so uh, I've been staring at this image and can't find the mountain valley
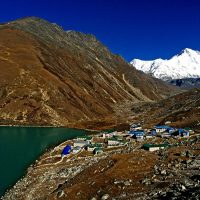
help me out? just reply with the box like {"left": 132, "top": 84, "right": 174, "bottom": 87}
{"left": 0, "top": 17, "right": 176, "bottom": 128}
{"left": 1, "top": 17, "right": 200, "bottom": 200}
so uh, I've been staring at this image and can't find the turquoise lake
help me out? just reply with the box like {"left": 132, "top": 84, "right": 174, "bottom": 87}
{"left": 0, "top": 126, "right": 85, "bottom": 197}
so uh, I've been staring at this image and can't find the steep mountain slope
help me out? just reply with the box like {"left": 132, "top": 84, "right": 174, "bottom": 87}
{"left": 0, "top": 17, "right": 176, "bottom": 127}
{"left": 131, "top": 48, "right": 200, "bottom": 81}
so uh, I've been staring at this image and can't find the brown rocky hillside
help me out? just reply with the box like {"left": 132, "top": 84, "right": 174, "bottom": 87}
{"left": 131, "top": 88, "right": 200, "bottom": 129}
{"left": 0, "top": 17, "right": 177, "bottom": 127}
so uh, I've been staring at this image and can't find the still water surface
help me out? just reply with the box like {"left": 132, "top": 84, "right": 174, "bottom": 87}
{"left": 0, "top": 126, "right": 85, "bottom": 197}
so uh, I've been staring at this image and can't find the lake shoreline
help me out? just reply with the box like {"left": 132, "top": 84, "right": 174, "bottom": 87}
{"left": 0, "top": 124, "right": 101, "bottom": 133}
{"left": 0, "top": 127, "right": 86, "bottom": 197}
{"left": 0, "top": 124, "right": 102, "bottom": 132}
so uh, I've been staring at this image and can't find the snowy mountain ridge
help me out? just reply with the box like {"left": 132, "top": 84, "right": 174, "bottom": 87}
{"left": 131, "top": 48, "right": 200, "bottom": 81}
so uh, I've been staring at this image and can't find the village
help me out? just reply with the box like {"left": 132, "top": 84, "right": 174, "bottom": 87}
{"left": 60, "top": 123, "right": 194, "bottom": 157}
{"left": 5, "top": 123, "right": 200, "bottom": 200}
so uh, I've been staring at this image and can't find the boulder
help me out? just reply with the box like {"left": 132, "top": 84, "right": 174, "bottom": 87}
{"left": 101, "top": 194, "right": 110, "bottom": 200}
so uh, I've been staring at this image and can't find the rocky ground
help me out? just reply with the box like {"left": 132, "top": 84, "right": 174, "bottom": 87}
{"left": 2, "top": 134, "right": 200, "bottom": 200}
{"left": 131, "top": 88, "right": 200, "bottom": 130}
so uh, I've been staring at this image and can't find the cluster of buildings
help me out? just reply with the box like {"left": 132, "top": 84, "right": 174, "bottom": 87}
{"left": 61, "top": 133, "right": 128, "bottom": 157}
{"left": 129, "top": 123, "right": 194, "bottom": 152}
{"left": 142, "top": 143, "right": 169, "bottom": 152}
{"left": 129, "top": 123, "right": 192, "bottom": 141}
{"left": 60, "top": 123, "right": 194, "bottom": 156}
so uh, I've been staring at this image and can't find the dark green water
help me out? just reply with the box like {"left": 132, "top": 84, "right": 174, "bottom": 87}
{"left": 0, "top": 126, "right": 85, "bottom": 197}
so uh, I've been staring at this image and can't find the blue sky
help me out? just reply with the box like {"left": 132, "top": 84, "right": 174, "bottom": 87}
{"left": 1, "top": 0, "right": 200, "bottom": 61}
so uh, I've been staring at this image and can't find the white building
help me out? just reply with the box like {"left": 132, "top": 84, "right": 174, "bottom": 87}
{"left": 102, "top": 133, "right": 113, "bottom": 138}
{"left": 145, "top": 135, "right": 153, "bottom": 139}
{"left": 108, "top": 139, "right": 120, "bottom": 146}
{"left": 143, "top": 144, "right": 168, "bottom": 152}
{"left": 73, "top": 141, "right": 89, "bottom": 148}
{"left": 87, "top": 145, "right": 96, "bottom": 152}
{"left": 72, "top": 146, "right": 81, "bottom": 154}
{"left": 161, "top": 132, "right": 171, "bottom": 138}
{"left": 75, "top": 136, "right": 93, "bottom": 142}
{"left": 156, "top": 128, "right": 167, "bottom": 133}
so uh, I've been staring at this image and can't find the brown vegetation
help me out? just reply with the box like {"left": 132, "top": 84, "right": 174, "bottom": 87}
{"left": 0, "top": 17, "right": 177, "bottom": 127}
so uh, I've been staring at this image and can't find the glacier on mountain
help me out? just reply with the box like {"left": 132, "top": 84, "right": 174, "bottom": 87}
{"left": 131, "top": 48, "right": 200, "bottom": 80}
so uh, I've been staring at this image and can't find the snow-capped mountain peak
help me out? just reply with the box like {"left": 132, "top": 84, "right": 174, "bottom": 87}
{"left": 131, "top": 48, "right": 200, "bottom": 81}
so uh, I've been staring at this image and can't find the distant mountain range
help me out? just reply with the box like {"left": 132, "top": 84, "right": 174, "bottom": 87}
{"left": 131, "top": 48, "right": 200, "bottom": 86}
{"left": 169, "top": 78, "right": 200, "bottom": 89}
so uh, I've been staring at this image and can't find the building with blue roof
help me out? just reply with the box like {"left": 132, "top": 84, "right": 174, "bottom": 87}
{"left": 61, "top": 145, "right": 71, "bottom": 157}
{"left": 130, "top": 123, "right": 142, "bottom": 131}
{"left": 149, "top": 129, "right": 157, "bottom": 135}
{"left": 130, "top": 130, "right": 145, "bottom": 140}
{"left": 178, "top": 129, "right": 190, "bottom": 137}
{"left": 130, "top": 130, "right": 144, "bottom": 135}
{"left": 166, "top": 127, "right": 175, "bottom": 133}
{"left": 155, "top": 125, "right": 174, "bottom": 133}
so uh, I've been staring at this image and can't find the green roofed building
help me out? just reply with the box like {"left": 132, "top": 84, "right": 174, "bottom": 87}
{"left": 107, "top": 137, "right": 127, "bottom": 146}
{"left": 87, "top": 145, "right": 96, "bottom": 152}
{"left": 107, "top": 137, "right": 120, "bottom": 146}
{"left": 184, "top": 127, "right": 194, "bottom": 133}
{"left": 113, "top": 135, "right": 123, "bottom": 141}
{"left": 105, "top": 129, "right": 116, "bottom": 133}
{"left": 76, "top": 135, "right": 92, "bottom": 141}
{"left": 87, "top": 143, "right": 103, "bottom": 151}
{"left": 143, "top": 143, "right": 169, "bottom": 152}
{"left": 93, "top": 147, "right": 103, "bottom": 155}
